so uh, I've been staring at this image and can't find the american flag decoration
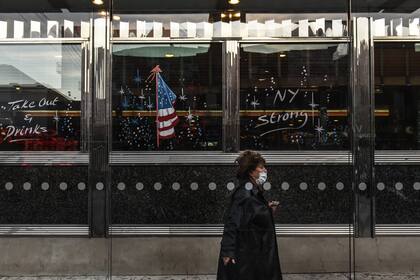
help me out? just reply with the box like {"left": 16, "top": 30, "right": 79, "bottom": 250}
{"left": 146, "top": 65, "right": 179, "bottom": 147}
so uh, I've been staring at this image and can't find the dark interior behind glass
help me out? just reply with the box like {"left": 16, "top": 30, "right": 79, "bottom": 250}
{"left": 375, "top": 42, "right": 420, "bottom": 150}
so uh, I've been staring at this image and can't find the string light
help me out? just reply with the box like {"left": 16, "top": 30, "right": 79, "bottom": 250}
{"left": 228, "top": 0, "right": 240, "bottom": 4}
{"left": 220, "top": 10, "right": 240, "bottom": 21}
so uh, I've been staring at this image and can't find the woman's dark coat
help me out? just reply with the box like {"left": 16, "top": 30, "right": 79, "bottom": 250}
{"left": 217, "top": 179, "right": 282, "bottom": 280}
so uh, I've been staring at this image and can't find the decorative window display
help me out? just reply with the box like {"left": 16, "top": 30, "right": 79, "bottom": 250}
{"left": 112, "top": 43, "right": 222, "bottom": 151}
{"left": 240, "top": 43, "right": 350, "bottom": 150}
{"left": 0, "top": 44, "right": 82, "bottom": 151}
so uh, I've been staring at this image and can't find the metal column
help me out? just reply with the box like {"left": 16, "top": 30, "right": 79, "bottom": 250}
{"left": 351, "top": 17, "right": 375, "bottom": 238}
{"left": 222, "top": 40, "right": 240, "bottom": 152}
{"left": 88, "top": 15, "right": 111, "bottom": 237}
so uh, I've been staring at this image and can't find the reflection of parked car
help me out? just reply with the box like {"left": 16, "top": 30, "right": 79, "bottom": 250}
{"left": 0, "top": 117, "right": 12, "bottom": 126}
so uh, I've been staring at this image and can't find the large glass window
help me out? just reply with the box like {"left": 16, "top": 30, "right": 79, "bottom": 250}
{"left": 0, "top": 44, "right": 82, "bottom": 151}
{"left": 112, "top": 43, "right": 222, "bottom": 151}
{"left": 375, "top": 42, "right": 420, "bottom": 150}
{"left": 240, "top": 43, "right": 350, "bottom": 150}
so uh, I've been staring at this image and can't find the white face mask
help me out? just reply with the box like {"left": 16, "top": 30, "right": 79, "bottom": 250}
{"left": 256, "top": 171, "right": 268, "bottom": 185}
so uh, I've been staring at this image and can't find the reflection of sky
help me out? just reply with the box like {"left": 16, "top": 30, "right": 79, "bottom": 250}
{"left": 0, "top": 44, "right": 81, "bottom": 100}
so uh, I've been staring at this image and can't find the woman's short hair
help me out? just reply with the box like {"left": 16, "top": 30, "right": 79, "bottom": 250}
{"left": 235, "top": 150, "right": 266, "bottom": 180}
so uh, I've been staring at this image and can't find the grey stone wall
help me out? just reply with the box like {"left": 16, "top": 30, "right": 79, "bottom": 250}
{"left": 1, "top": 237, "right": 420, "bottom": 276}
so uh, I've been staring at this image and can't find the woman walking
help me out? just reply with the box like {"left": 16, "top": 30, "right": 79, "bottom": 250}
{"left": 217, "top": 150, "right": 282, "bottom": 280}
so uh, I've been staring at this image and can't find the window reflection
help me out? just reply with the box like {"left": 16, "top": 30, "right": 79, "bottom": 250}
{"left": 112, "top": 43, "right": 222, "bottom": 151}
{"left": 0, "top": 44, "right": 82, "bottom": 151}
{"left": 375, "top": 43, "right": 420, "bottom": 150}
{"left": 246, "top": 14, "right": 348, "bottom": 37}
{"left": 240, "top": 43, "right": 350, "bottom": 150}
{"left": 111, "top": 14, "right": 211, "bottom": 38}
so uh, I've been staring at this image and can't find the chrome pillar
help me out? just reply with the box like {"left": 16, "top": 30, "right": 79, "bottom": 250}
{"left": 81, "top": 39, "right": 91, "bottom": 153}
{"left": 351, "top": 17, "right": 375, "bottom": 238}
{"left": 222, "top": 40, "right": 240, "bottom": 152}
{"left": 89, "top": 14, "right": 111, "bottom": 237}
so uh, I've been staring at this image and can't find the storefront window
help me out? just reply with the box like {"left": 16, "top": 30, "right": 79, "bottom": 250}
{"left": 375, "top": 42, "right": 420, "bottom": 150}
{"left": 112, "top": 43, "right": 222, "bottom": 151}
{"left": 240, "top": 43, "right": 350, "bottom": 150}
{"left": 0, "top": 44, "right": 82, "bottom": 151}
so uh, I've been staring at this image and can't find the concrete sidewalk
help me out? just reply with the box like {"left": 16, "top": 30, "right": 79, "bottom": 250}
{"left": 1, "top": 274, "right": 420, "bottom": 280}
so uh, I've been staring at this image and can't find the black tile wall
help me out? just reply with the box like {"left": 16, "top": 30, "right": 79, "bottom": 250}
{"left": 375, "top": 165, "right": 420, "bottom": 224}
{"left": 111, "top": 165, "right": 354, "bottom": 224}
{"left": 0, "top": 166, "right": 88, "bottom": 224}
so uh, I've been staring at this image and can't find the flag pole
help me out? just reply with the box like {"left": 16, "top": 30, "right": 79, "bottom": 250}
{"left": 155, "top": 72, "right": 160, "bottom": 148}
{"left": 148, "top": 65, "right": 163, "bottom": 148}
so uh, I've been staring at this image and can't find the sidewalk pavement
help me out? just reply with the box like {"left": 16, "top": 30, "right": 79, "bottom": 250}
{"left": 1, "top": 274, "right": 420, "bottom": 280}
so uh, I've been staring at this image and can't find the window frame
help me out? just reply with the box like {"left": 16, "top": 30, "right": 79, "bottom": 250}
{"left": 109, "top": 39, "right": 225, "bottom": 154}
{"left": 237, "top": 39, "right": 352, "bottom": 152}
{"left": 0, "top": 38, "right": 90, "bottom": 164}
{"left": 108, "top": 37, "right": 353, "bottom": 164}
{"left": 373, "top": 34, "right": 420, "bottom": 164}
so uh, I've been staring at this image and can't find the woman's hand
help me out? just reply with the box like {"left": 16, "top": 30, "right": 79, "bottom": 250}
{"left": 223, "top": 256, "right": 236, "bottom": 266}
{"left": 268, "top": 200, "right": 280, "bottom": 212}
